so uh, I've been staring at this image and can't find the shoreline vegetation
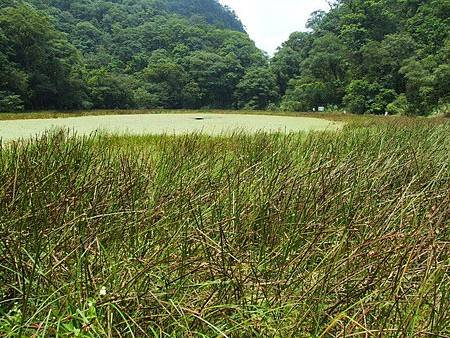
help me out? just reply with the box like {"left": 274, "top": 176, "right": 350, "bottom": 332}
{"left": 1, "top": 109, "right": 448, "bottom": 122}
{"left": 1, "top": 116, "right": 449, "bottom": 336}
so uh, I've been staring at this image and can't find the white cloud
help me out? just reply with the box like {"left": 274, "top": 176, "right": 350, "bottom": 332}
{"left": 219, "top": 0, "right": 330, "bottom": 55}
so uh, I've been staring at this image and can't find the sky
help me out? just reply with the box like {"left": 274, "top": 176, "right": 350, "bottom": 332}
{"left": 219, "top": 0, "right": 330, "bottom": 55}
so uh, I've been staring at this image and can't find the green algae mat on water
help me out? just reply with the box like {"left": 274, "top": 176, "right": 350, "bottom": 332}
{"left": 0, "top": 113, "right": 339, "bottom": 141}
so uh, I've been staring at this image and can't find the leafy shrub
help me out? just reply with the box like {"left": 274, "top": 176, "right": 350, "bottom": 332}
{"left": 266, "top": 103, "right": 279, "bottom": 111}
{"left": 344, "top": 80, "right": 397, "bottom": 114}
{"left": 81, "top": 100, "right": 94, "bottom": 110}
{"left": 133, "top": 87, "right": 158, "bottom": 109}
{"left": 0, "top": 92, "right": 24, "bottom": 112}
{"left": 431, "top": 102, "right": 450, "bottom": 117}
{"left": 343, "top": 80, "right": 373, "bottom": 114}
{"left": 325, "top": 104, "right": 341, "bottom": 112}
{"left": 386, "top": 94, "right": 409, "bottom": 115}
{"left": 281, "top": 79, "right": 326, "bottom": 112}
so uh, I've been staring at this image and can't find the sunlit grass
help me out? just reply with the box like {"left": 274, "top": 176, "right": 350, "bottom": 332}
{"left": 0, "top": 117, "right": 449, "bottom": 336}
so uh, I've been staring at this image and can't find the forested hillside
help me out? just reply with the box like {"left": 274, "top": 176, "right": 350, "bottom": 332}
{"left": 274, "top": 0, "right": 449, "bottom": 115}
{"left": 0, "top": 0, "right": 271, "bottom": 111}
{"left": 0, "top": 0, "right": 449, "bottom": 114}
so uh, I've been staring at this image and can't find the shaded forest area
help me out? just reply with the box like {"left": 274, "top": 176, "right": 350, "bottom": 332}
{"left": 0, "top": 0, "right": 449, "bottom": 115}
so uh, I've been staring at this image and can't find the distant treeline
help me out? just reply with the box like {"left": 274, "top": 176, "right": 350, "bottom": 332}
{"left": 0, "top": 0, "right": 448, "bottom": 115}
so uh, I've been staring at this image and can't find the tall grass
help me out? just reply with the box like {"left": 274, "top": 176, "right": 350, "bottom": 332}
{"left": 0, "top": 119, "right": 449, "bottom": 336}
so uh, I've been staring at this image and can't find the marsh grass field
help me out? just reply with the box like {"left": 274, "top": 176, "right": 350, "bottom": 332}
{"left": 0, "top": 112, "right": 449, "bottom": 336}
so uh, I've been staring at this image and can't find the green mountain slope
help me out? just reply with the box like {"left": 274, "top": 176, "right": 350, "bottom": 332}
{"left": 0, "top": 0, "right": 273, "bottom": 110}
{"left": 27, "top": 0, "right": 244, "bottom": 35}
{"left": 153, "top": 0, "right": 244, "bottom": 31}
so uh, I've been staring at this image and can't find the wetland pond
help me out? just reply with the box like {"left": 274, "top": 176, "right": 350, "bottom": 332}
{"left": 0, "top": 113, "right": 340, "bottom": 141}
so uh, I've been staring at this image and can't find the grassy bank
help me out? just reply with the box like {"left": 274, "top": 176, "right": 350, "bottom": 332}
{"left": 0, "top": 118, "right": 449, "bottom": 336}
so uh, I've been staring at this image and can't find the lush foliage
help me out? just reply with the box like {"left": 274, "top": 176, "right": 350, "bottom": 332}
{"left": 274, "top": 0, "right": 450, "bottom": 115}
{"left": 1, "top": 117, "right": 449, "bottom": 336}
{"left": 0, "top": 0, "right": 449, "bottom": 114}
{"left": 0, "top": 0, "right": 270, "bottom": 111}
{"left": 0, "top": 3, "right": 84, "bottom": 110}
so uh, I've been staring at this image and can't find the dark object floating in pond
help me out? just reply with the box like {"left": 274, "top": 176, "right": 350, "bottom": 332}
{"left": 194, "top": 117, "right": 205, "bottom": 120}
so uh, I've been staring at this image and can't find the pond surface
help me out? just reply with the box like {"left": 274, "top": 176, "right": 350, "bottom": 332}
{"left": 0, "top": 113, "right": 339, "bottom": 141}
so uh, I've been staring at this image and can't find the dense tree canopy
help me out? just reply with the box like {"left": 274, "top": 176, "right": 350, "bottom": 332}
{"left": 0, "top": 3, "right": 84, "bottom": 110}
{"left": 274, "top": 0, "right": 450, "bottom": 115}
{"left": 0, "top": 0, "right": 448, "bottom": 114}
{"left": 0, "top": 0, "right": 268, "bottom": 111}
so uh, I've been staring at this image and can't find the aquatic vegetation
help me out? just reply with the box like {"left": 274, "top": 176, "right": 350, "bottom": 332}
{"left": 0, "top": 117, "right": 448, "bottom": 336}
